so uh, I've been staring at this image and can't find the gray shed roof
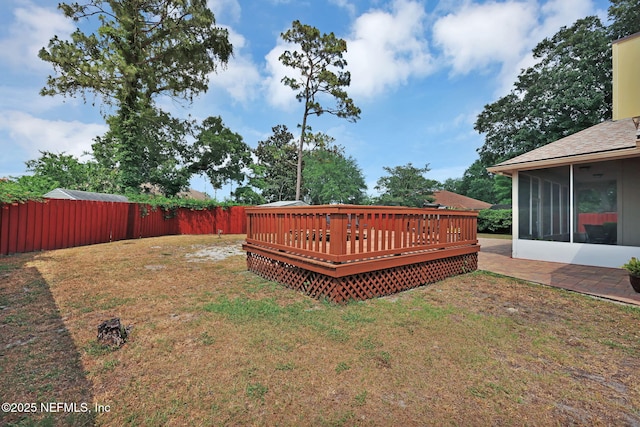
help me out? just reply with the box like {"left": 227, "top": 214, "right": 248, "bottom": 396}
{"left": 258, "top": 200, "right": 309, "bottom": 207}
{"left": 488, "top": 118, "right": 640, "bottom": 174}
{"left": 44, "top": 188, "right": 129, "bottom": 202}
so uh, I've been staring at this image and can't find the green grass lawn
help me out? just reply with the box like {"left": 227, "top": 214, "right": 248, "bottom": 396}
{"left": 1, "top": 235, "right": 638, "bottom": 426}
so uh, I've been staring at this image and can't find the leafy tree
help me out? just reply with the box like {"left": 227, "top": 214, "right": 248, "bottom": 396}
{"left": 303, "top": 143, "right": 367, "bottom": 205}
{"left": 608, "top": 0, "right": 640, "bottom": 40}
{"left": 374, "top": 163, "right": 437, "bottom": 207}
{"left": 6, "top": 151, "right": 121, "bottom": 198}
{"left": 280, "top": 20, "right": 361, "bottom": 200}
{"left": 39, "top": 0, "right": 232, "bottom": 192}
{"left": 231, "top": 185, "right": 265, "bottom": 205}
{"left": 250, "top": 125, "right": 298, "bottom": 203}
{"left": 439, "top": 164, "right": 510, "bottom": 205}
{"left": 0, "top": 176, "right": 56, "bottom": 203}
{"left": 240, "top": 128, "right": 367, "bottom": 205}
{"left": 92, "top": 107, "right": 194, "bottom": 196}
{"left": 466, "top": 1, "right": 640, "bottom": 209}
{"left": 189, "top": 116, "right": 252, "bottom": 195}
{"left": 24, "top": 151, "right": 120, "bottom": 194}
{"left": 492, "top": 175, "right": 512, "bottom": 205}
{"left": 25, "top": 151, "right": 91, "bottom": 191}
{"left": 475, "top": 16, "right": 611, "bottom": 167}
{"left": 440, "top": 177, "right": 462, "bottom": 194}
{"left": 457, "top": 160, "right": 495, "bottom": 203}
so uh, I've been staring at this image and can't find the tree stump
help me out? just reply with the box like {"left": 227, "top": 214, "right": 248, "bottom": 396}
{"left": 97, "top": 318, "right": 130, "bottom": 347}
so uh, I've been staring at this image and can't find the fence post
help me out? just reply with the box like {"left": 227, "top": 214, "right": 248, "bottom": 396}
{"left": 0, "top": 204, "right": 10, "bottom": 255}
{"left": 126, "top": 203, "right": 137, "bottom": 239}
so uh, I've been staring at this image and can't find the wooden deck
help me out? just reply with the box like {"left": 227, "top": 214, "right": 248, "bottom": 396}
{"left": 243, "top": 205, "right": 479, "bottom": 302}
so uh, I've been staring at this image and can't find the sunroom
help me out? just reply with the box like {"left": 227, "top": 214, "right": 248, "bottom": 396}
{"left": 487, "top": 32, "right": 640, "bottom": 269}
{"left": 488, "top": 117, "right": 640, "bottom": 268}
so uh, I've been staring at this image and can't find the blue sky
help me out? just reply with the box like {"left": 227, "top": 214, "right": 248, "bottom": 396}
{"left": 0, "top": 0, "right": 610, "bottom": 199}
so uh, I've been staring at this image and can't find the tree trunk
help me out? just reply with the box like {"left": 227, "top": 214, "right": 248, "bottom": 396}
{"left": 97, "top": 318, "right": 130, "bottom": 347}
{"left": 295, "top": 111, "right": 308, "bottom": 201}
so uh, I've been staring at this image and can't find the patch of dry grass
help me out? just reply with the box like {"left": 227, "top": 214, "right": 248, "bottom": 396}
{"left": 1, "top": 235, "right": 639, "bottom": 426}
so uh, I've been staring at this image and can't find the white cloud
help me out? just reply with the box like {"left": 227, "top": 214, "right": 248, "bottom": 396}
{"left": 432, "top": 0, "right": 599, "bottom": 95}
{"left": 0, "top": 85, "right": 85, "bottom": 115}
{"left": 0, "top": 110, "right": 106, "bottom": 160}
{"left": 345, "top": 0, "right": 433, "bottom": 98}
{"left": 428, "top": 165, "right": 468, "bottom": 181}
{"left": 0, "top": 2, "right": 74, "bottom": 71}
{"left": 503, "top": 0, "right": 598, "bottom": 95}
{"left": 423, "top": 112, "right": 477, "bottom": 136}
{"left": 536, "top": 0, "right": 596, "bottom": 40}
{"left": 208, "top": 27, "right": 262, "bottom": 103}
{"left": 207, "top": 0, "right": 242, "bottom": 23}
{"left": 433, "top": 1, "right": 538, "bottom": 75}
{"left": 263, "top": 0, "right": 433, "bottom": 109}
{"left": 329, "top": 0, "right": 357, "bottom": 16}
{"left": 263, "top": 40, "right": 300, "bottom": 111}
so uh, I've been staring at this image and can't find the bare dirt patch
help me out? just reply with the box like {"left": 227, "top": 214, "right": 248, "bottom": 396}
{"left": 185, "top": 242, "right": 245, "bottom": 262}
{"left": 1, "top": 235, "right": 639, "bottom": 426}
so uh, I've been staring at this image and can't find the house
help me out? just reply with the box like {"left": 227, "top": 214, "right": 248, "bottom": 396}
{"left": 44, "top": 188, "right": 128, "bottom": 202}
{"left": 140, "top": 183, "right": 210, "bottom": 200}
{"left": 432, "top": 190, "right": 491, "bottom": 210}
{"left": 487, "top": 32, "right": 640, "bottom": 268}
{"left": 179, "top": 188, "right": 209, "bottom": 200}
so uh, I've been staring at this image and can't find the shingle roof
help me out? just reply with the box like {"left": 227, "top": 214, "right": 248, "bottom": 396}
{"left": 432, "top": 190, "right": 491, "bottom": 210}
{"left": 140, "top": 183, "right": 210, "bottom": 200}
{"left": 488, "top": 118, "right": 640, "bottom": 173}
{"left": 44, "top": 188, "right": 128, "bottom": 202}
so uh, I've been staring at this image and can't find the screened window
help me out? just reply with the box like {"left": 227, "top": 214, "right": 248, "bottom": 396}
{"left": 573, "top": 161, "right": 618, "bottom": 245}
{"left": 518, "top": 166, "right": 570, "bottom": 242}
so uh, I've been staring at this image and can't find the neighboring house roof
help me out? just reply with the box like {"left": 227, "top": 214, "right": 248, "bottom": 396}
{"left": 432, "top": 190, "right": 491, "bottom": 210}
{"left": 259, "top": 200, "right": 309, "bottom": 207}
{"left": 179, "top": 188, "right": 209, "bottom": 200}
{"left": 44, "top": 188, "right": 129, "bottom": 202}
{"left": 141, "top": 184, "right": 210, "bottom": 200}
{"left": 488, "top": 117, "right": 640, "bottom": 175}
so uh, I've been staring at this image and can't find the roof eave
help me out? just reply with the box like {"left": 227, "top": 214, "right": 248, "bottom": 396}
{"left": 487, "top": 146, "right": 640, "bottom": 175}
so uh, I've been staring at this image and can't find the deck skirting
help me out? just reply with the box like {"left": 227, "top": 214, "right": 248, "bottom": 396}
{"left": 245, "top": 247, "right": 478, "bottom": 303}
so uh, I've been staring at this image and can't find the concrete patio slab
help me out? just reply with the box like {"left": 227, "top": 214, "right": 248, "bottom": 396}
{"left": 478, "top": 238, "right": 640, "bottom": 306}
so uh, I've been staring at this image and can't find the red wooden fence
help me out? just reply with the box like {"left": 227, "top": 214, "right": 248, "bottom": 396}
{"left": 0, "top": 200, "right": 246, "bottom": 256}
{"left": 577, "top": 212, "right": 617, "bottom": 233}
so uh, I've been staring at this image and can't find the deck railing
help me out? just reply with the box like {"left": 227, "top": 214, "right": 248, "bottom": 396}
{"left": 245, "top": 205, "right": 478, "bottom": 264}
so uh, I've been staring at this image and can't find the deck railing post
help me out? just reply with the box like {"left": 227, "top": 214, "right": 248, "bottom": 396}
{"left": 246, "top": 212, "right": 253, "bottom": 240}
{"left": 276, "top": 213, "right": 283, "bottom": 245}
{"left": 329, "top": 211, "right": 347, "bottom": 258}
{"left": 469, "top": 215, "right": 478, "bottom": 243}
{"left": 439, "top": 214, "right": 448, "bottom": 244}
{"left": 393, "top": 214, "right": 402, "bottom": 249}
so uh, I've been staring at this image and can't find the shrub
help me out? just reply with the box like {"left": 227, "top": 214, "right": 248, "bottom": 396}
{"left": 125, "top": 193, "right": 244, "bottom": 211}
{"left": 477, "top": 209, "right": 512, "bottom": 234}
{"left": 0, "top": 176, "right": 54, "bottom": 203}
{"left": 622, "top": 257, "right": 640, "bottom": 277}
